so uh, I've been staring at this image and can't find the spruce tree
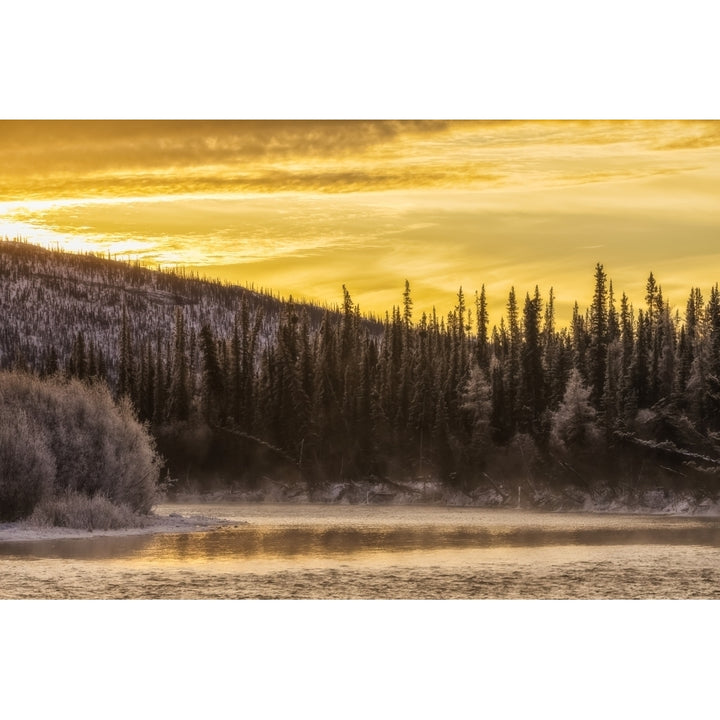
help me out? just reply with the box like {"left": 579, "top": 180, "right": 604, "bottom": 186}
{"left": 519, "top": 288, "right": 545, "bottom": 436}
{"left": 505, "top": 287, "right": 521, "bottom": 431}
{"left": 170, "top": 307, "right": 190, "bottom": 421}
{"left": 199, "top": 324, "right": 226, "bottom": 425}
{"left": 588, "top": 263, "right": 608, "bottom": 406}
{"left": 475, "top": 285, "right": 489, "bottom": 372}
{"left": 118, "top": 304, "right": 135, "bottom": 401}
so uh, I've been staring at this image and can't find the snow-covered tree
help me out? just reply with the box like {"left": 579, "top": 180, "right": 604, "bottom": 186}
{"left": 550, "top": 369, "right": 601, "bottom": 453}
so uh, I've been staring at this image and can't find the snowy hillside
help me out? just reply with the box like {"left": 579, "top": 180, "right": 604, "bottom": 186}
{"left": 0, "top": 239, "right": 332, "bottom": 382}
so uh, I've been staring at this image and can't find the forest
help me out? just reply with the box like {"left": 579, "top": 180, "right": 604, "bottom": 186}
{"left": 3, "top": 238, "right": 720, "bottom": 508}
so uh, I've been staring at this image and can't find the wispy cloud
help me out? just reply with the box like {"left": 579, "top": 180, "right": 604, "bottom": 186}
{"left": 3, "top": 120, "right": 716, "bottom": 200}
{"left": 3, "top": 120, "right": 720, "bottom": 320}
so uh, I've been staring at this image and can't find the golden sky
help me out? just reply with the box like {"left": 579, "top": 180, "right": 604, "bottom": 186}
{"left": 1, "top": 119, "right": 719, "bottom": 325}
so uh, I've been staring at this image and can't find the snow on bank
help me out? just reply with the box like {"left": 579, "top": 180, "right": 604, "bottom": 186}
{"left": 2, "top": 483, "right": 717, "bottom": 545}
{"left": 577, "top": 489, "right": 720, "bottom": 516}
{"left": 0, "top": 511, "right": 233, "bottom": 543}
{"left": 174, "top": 477, "right": 720, "bottom": 517}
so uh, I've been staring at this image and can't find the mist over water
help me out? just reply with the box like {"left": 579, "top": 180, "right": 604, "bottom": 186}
{"left": 2, "top": 504, "right": 720, "bottom": 599}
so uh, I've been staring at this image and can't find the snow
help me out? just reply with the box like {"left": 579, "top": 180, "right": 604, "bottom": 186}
{"left": 0, "top": 511, "right": 232, "bottom": 543}
{"left": 572, "top": 486, "right": 720, "bottom": 516}
{"left": 170, "top": 479, "right": 720, "bottom": 516}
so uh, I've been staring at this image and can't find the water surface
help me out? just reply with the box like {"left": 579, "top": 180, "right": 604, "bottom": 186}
{"left": 2, "top": 503, "right": 719, "bottom": 599}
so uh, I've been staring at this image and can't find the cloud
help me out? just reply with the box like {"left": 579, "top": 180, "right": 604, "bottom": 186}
{"left": 1, "top": 120, "right": 717, "bottom": 202}
{"left": 0, "top": 119, "right": 451, "bottom": 170}
{"left": 0, "top": 120, "right": 514, "bottom": 199}
{"left": 652, "top": 121, "right": 720, "bottom": 150}
{"left": 4, "top": 121, "right": 720, "bottom": 324}
{"left": 5, "top": 119, "right": 715, "bottom": 202}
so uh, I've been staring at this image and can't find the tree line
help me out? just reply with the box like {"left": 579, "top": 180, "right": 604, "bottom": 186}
{"left": 53, "top": 264, "right": 720, "bottom": 501}
{"left": 4, "top": 239, "right": 720, "bottom": 501}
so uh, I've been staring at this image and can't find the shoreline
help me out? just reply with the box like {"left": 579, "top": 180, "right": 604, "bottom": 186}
{"left": 0, "top": 510, "right": 234, "bottom": 544}
{"left": 171, "top": 478, "right": 720, "bottom": 517}
{"left": 2, "top": 486, "right": 719, "bottom": 544}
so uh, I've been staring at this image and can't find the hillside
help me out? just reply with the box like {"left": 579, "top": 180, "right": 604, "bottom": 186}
{"left": 0, "top": 239, "right": 386, "bottom": 491}
{"left": 0, "top": 239, "right": 346, "bottom": 381}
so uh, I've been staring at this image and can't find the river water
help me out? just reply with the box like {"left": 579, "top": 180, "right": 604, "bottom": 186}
{"left": 2, "top": 503, "right": 720, "bottom": 599}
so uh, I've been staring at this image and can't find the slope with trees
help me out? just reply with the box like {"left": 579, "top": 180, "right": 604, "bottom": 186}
{"left": 3, "top": 240, "right": 720, "bottom": 508}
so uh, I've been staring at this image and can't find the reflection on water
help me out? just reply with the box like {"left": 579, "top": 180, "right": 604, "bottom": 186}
{"left": 2, "top": 504, "right": 720, "bottom": 599}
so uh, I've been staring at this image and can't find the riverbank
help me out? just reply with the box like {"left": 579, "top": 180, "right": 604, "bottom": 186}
{"left": 173, "top": 476, "right": 720, "bottom": 516}
{"left": 0, "top": 510, "right": 233, "bottom": 543}
{"left": 2, "top": 479, "right": 717, "bottom": 545}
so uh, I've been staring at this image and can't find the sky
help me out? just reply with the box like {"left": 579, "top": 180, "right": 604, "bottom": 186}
{"left": 4, "top": 2, "right": 719, "bottom": 704}
{"left": 1, "top": 119, "right": 719, "bottom": 326}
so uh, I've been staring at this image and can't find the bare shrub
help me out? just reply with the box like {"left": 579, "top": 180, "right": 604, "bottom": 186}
{"left": 0, "top": 406, "right": 56, "bottom": 521}
{"left": 0, "top": 371, "right": 162, "bottom": 521}
{"left": 29, "top": 492, "right": 149, "bottom": 530}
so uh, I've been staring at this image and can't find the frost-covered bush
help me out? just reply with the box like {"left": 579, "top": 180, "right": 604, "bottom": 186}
{"left": 0, "top": 371, "right": 162, "bottom": 521}
{"left": 29, "top": 492, "right": 149, "bottom": 530}
{"left": 0, "top": 406, "right": 56, "bottom": 521}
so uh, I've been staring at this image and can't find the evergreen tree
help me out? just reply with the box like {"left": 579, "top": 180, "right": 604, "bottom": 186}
{"left": 657, "top": 304, "right": 676, "bottom": 402}
{"left": 504, "top": 287, "right": 521, "bottom": 431}
{"left": 678, "top": 288, "right": 699, "bottom": 394}
{"left": 87, "top": 341, "right": 97, "bottom": 380}
{"left": 588, "top": 263, "right": 608, "bottom": 406}
{"left": 519, "top": 288, "right": 545, "bottom": 436}
{"left": 402, "top": 279, "right": 413, "bottom": 328}
{"left": 461, "top": 364, "right": 492, "bottom": 477}
{"left": 199, "top": 324, "right": 226, "bottom": 425}
{"left": 542, "top": 287, "right": 567, "bottom": 410}
{"left": 490, "top": 362, "right": 513, "bottom": 445}
{"left": 41, "top": 345, "right": 59, "bottom": 378}
{"left": 153, "top": 334, "right": 167, "bottom": 424}
{"left": 633, "top": 309, "right": 651, "bottom": 409}
{"left": 118, "top": 304, "right": 135, "bottom": 401}
{"left": 607, "top": 280, "right": 619, "bottom": 343}
{"left": 571, "top": 301, "right": 589, "bottom": 383}
{"left": 169, "top": 307, "right": 190, "bottom": 421}
{"left": 67, "top": 331, "right": 87, "bottom": 380}
{"left": 475, "top": 285, "right": 489, "bottom": 372}
{"left": 619, "top": 292, "right": 636, "bottom": 423}
{"left": 550, "top": 369, "right": 602, "bottom": 465}
{"left": 645, "top": 272, "right": 659, "bottom": 326}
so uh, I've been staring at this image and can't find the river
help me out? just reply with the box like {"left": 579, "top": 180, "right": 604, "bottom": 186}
{"left": 2, "top": 503, "right": 720, "bottom": 598}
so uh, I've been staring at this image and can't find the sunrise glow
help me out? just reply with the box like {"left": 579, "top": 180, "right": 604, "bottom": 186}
{"left": 2, "top": 120, "right": 719, "bottom": 322}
